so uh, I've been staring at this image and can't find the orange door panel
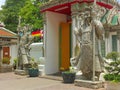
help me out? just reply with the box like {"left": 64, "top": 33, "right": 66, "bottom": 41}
{"left": 60, "top": 22, "right": 70, "bottom": 70}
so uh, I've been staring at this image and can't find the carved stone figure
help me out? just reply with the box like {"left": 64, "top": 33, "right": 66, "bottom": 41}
{"left": 71, "top": 5, "right": 105, "bottom": 80}
{"left": 18, "top": 24, "right": 34, "bottom": 69}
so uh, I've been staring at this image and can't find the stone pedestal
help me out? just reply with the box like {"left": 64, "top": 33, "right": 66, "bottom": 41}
{"left": 0, "top": 65, "right": 13, "bottom": 73}
{"left": 75, "top": 79, "right": 104, "bottom": 89}
{"left": 14, "top": 69, "right": 26, "bottom": 75}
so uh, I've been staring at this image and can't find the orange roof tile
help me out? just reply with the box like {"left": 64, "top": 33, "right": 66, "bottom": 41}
{"left": 0, "top": 28, "right": 17, "bottom": 37}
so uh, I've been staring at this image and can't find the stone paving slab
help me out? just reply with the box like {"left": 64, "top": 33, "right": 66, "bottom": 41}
{"left": 0, "top": 72, "right": 105, "bottom": 90}
{"left": 0, "top": 72, "right": 26, "bottom": 80}
{"left": 39, "top": 75, "right": 62, "bottom": 81}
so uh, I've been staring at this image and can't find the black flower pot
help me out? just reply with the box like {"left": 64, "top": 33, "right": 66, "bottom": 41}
{"left": 62, "top": 71, "right": 76, "bottom": 83}
{"left": 28, "top": 68, "right": 39, "bottom": 77}
{"left": 13, "top": 65, "right": 16, "bottom": 70}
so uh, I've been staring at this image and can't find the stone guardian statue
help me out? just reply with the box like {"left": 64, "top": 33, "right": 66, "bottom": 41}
{"left": 71, "top": 4, "right": 105, "bottom": 80}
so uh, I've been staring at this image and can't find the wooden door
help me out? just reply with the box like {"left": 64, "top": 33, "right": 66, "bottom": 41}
{"left": 3, "top": 47, "right": 10, "bottom": 58}
{"left": 59, "top": 22, "right": 70, "bottom": 70}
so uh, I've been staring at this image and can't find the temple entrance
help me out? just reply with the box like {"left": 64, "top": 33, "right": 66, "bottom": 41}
{"left": 3, "top": 47, "right": 10, "bottom": 58}
{"left": 59, "top": 22, "right": 71, "bottom": 71}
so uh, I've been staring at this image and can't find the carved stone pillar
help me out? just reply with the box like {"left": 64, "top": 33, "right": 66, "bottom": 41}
{"left": 71, "top": 3, "right": 80, "bottom": 57}
{"left": 71, "top": 14, "right": 76, "bottom": 57}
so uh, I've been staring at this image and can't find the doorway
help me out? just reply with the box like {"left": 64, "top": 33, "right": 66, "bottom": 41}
{"left": 59, "top": 22, "right": 71, "bottom": 70}
{"left": 3, "top": 47, "right": 10, "bottom": 58}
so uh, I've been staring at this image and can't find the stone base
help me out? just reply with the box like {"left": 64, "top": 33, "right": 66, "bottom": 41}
{"left": 75, "top": 79, "right": 104, "bottom": 89}
{"left": 0, "top": 65, "right": 13, "bottom": 73}
{"left": 14, "top": 69, "right": 27, "bottom": 75}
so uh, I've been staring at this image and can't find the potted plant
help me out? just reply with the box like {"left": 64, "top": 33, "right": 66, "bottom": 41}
{"left": 13, "top": 58, "right": 18, "bottom": 70}
{"left": 0, "top": 56, "right": 12, "bottom": 72}
{"left": 2, "top": 57, "right": 11, "bottom": 64}
{"left": 62, "top": 66, "right": 76, "bottom": 83}
{"left": 104, "top": 51, "right": 120, "bottom": 90}
{"left": 28, "top": 58, "right": 39, "bottom": 77}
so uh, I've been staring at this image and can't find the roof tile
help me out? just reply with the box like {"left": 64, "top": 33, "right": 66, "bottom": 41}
{"left": 0, "top": 29, "right": 16, "bottom": 37}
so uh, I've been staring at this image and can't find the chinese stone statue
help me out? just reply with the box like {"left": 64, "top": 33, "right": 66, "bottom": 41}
{"left": 71, "top": 4, "right": 105, "bottom": 80}
{"left": 17, "top": 24, "right": 34, "bottom": 69}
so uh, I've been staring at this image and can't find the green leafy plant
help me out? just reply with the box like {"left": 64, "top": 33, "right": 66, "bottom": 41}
{"left": 104, "top": 51, "right": 120, "bottom": 82}
{"left": 2, "top": 57, "right": 11, "bottom": 64}
{"left": 13, "top": 58, "right": 18, "bottom": 69}
{"left": 62, "top": 67, "right": 76, "bottom": 83}
{"left": 106, "top": 51, "right": 119, "bottom": 61}
{"left": 62, "top": 66, "right": 76, "bottom": 83}
{"left": 28, "top": 58, "right": 39, "bottom": 77}
{"left": 13, "top": 58, "right": 18, "bottom": 65}
{"left": 29, "top": 58, "right": 38, "bottom": 69}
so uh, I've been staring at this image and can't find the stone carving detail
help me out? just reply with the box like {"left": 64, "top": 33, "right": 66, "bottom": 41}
{"left": 71, "top": 3, "right": 105, "bottom": 80}
{"left": 17, "top": 17, "right": 34, "bottom": 69}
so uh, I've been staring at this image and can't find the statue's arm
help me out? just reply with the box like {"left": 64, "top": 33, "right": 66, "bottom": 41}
{"left": 25, "top": 35, "right": 34, "bottom": 48}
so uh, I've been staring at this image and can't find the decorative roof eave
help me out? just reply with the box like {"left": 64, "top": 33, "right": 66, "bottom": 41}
{"left": 0, "top": 36, "right": 18, "bottom": 39}
{"left": 40, "top": 0, "right": 120, "bottom": 12}
{"left": 110, "top": 25, "right": 120, "bottom": 30}
{"left": 40, "top": 0, "right": 68, "bottom": 11}
{"left": 101, "top": 6, "right": 120, "bottom": 31}
{"left": 0, "top": 27, "right": 17, "bottom": 36}
{"left": 101, "top": 0, "right": 120, "bottom": 9}
{"left": 0, "top": 27, "right": 18, "bottom": 38}
{"left": 40, "top": 0, "right": 72, "bottom": 12}
{"left": 104, "top": 24, "right": 120, "bottom": 32}
{"left": 0, "top": 41, "right": 17, "bottom": 46}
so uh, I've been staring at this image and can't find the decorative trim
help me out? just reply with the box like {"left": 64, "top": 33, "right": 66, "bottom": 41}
{"left": 40, "top": 0, "right": 120, "bottom": 12}
{"left": 40, "top": 0, "right": 70, "bottom": 11}
{"left": 117, "top": 30, "right": 120, "bottom": 39}
{"left": 104, "top": 25, "right": 120, "bottom": 31}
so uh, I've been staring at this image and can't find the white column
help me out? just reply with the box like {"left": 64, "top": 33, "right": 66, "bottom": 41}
{"left": 43, "top": 12, "right": 47, "bottom": 57}
{"left": 71, "top": 14, "right": 77, "bottom": 57}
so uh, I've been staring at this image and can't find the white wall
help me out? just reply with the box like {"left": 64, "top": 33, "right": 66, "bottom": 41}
{"left": 10, "top": 43, "right": 43, "bottom": 65}
{"left": 45, "top": 11, "right": 67, "bottom": 74}
{"left": 30, "top": 42, "right": 43, "bottom": 61}
{"left": 105, "top": 32, "right": 118, "bottom": 55}
{"left": 71, "top": 16, "right": 76, "bottom": 57}
{"left": 10, "top": 45, "right": 18, "bottom": 65}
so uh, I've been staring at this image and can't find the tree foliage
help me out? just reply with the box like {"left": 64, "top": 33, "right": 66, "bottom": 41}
{"left": 19, "top": 0, "right": 43, "bottom": 31}
{"left": 0, "top": 0, "right": 26, "bottom": 33}
{"left": 0, "top": 0, "right": 49, "bottom": 33}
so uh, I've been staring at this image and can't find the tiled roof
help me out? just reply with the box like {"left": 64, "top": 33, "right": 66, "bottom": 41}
{"left": 101, "top": 7, "right": 120, "bottom": 26}
{"left": 0, "top": 27, "right": 17, "bottom": 38}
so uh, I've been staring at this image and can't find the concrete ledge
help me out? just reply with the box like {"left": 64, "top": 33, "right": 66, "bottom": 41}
{"left": 75, "top": 79, "right": 104, "bottom": 89}
{"left": 14, "top": 69, "right": 27, "bottom": 75}
{"left": 0, "top": 65, "right": 13, "bottom": 73}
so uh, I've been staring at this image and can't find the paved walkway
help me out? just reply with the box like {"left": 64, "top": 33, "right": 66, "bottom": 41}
{"left": 0, "top": 72, "right": 105, "bottom": 90}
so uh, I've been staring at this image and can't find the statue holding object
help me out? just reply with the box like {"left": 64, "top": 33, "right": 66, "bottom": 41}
{"left": 17, "top": 17, "right": 34, "bottom": 69}
{"left": 71, "top": 4, "right": 105, "bottom": 80}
